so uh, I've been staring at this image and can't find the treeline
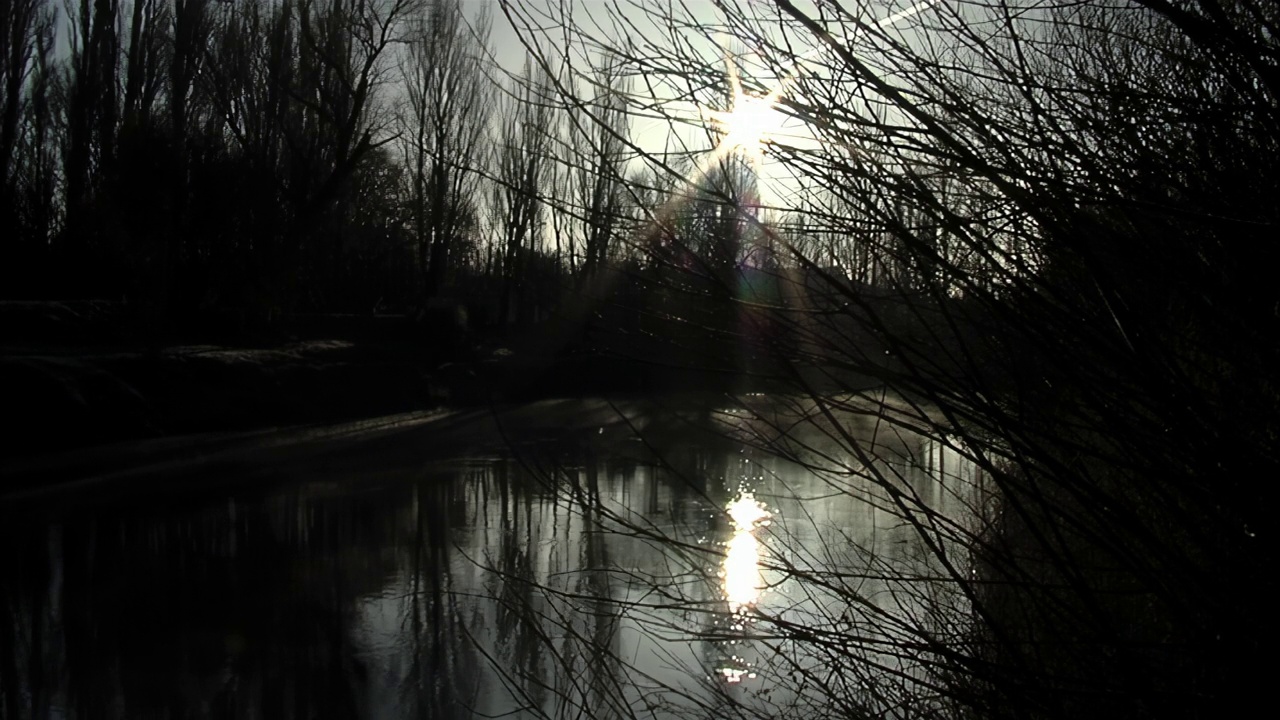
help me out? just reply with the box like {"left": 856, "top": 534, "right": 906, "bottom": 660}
{"left": 0, "top": 0, "right": 641, "bottom": 330}
{"left": 0, "top": 0, "right": 1000, "bottom": 338}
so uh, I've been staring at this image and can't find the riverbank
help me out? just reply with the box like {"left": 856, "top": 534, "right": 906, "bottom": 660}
{"left": 1, "top": 300, "right": 838, "bottom": 467}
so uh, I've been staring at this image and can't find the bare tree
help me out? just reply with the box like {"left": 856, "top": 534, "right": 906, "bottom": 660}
{"left": 0, "top": 0, "right": 57, "bottom": 278}
{"left": 121, "top": 0, "right": 166, "bottom": 128}
{"left": 568, "top": 58, "right": 631, "bottom": 282}
{"left": 0, "top": 0, "right": 44, "bottom": 197}
{"left": 490, "top": 0, "right": 1280, "bottom": 717}
{"left": 398, "top": 0, "right": 492, "bottom": 298}
{"left": 61, "top": 0, "right": 121, "bottom": 273}
{"left": 193, "top": 0, "right": 416, "bottom": 312}
{"left": 493, "top": 55, "right": 554, "bottom": 324}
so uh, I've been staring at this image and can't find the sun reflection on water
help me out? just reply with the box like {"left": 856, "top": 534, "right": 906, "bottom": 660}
{"left": 722, "top": 492, "right": 770, "bottom": 614}
{"left": 718, "top": 491, "right": 771, "bottom": 683}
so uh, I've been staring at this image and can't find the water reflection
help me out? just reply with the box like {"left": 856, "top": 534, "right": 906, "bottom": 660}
{"left": 723, "top": 492, "right": 770, "bottom": 615}
{"left": 1, "top": 397, "right": 973, "bottom": 719}
{"left": 718, "top": 492, "right": 770, "bottom": 685}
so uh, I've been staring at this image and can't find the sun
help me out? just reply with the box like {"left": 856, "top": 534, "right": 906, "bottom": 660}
{"left": 701, "top": 53, "right": 786, "bottom": 171}
{"left": 695, "top": 1, "right": 939, "bottom": 171}
{"left": 706, "top": 91, "right": 784, "bottom": 158}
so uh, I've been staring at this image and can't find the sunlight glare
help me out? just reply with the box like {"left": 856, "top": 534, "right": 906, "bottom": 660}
{"left": 695, "top": 0, "right": 941, "bottom": 174}
{"left": 722, "top": 493, "right": 771, "bottom": 614}
{"left": 701, "top": 50, "right": 786, "bottom": 174}
{"left": 706, "top": 92, "right": 785, "bottom": 160}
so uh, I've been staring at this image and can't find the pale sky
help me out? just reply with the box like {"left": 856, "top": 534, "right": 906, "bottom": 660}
{"left": 480, "top": 0, "right": 828, "bottom": 209}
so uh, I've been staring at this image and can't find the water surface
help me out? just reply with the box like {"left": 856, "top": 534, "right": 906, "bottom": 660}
{"left": 1, "top": 396, "right": 977, "bottom": 719}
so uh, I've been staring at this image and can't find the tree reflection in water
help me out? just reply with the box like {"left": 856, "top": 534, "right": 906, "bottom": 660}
{"left": 1, "top": 396, "right": 971, "bottom": 719}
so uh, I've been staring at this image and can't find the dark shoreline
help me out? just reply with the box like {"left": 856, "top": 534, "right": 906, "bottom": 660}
{"left": 0, "top": 299, "right": 883, "bottom": 484}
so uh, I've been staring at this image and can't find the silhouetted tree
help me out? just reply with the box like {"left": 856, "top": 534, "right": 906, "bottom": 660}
{"left": 567, "top": 59, "right": 631, "bottom": 282}
{"left": 493, "top": 56, "right": 553, "bottom": 324}
{"left": 398, "top": 0, "right": 492, "bottom": 299}
{"left": 494, "top": 0, "right": 1280, "bottom": 717}
{"left": 60, "top": 0, "right": 120, "bottom": 290}
{"left": 0, "top": 0, "right": 56, "bottom": 292}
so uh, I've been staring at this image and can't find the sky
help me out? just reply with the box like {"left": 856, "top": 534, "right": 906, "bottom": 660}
{"left": 480, "top": 0, "right": 823, "bottom": 208}
{"left": 480, "top": 0, "right": 938, "bottom": 210}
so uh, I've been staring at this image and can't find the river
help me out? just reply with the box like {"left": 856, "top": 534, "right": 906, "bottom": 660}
{"left": 0, "top": 394, "right": 978, "bottom": 719}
